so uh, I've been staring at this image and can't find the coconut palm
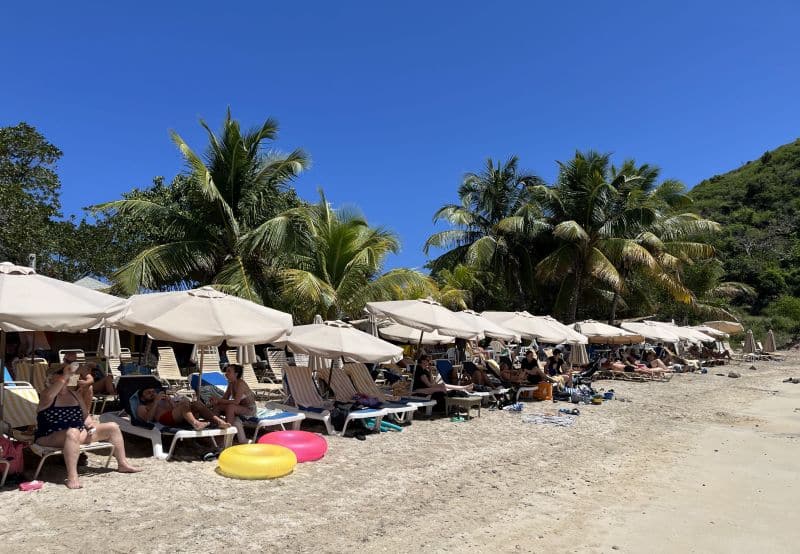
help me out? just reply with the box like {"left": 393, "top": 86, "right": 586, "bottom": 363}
{"left": 603, "top": 162, "right": 722, "bottom": 322}
{"left": 424, "top": 157, "right": 547, "bottom": 306}
{"left": 95, "top": 110, "right": 309, "bottom": 302}
{"left": 249, "top": 190, "right": 429, "bottom": 322}
{"left": 534, "top": 151, "right": 662, "bottom": 323}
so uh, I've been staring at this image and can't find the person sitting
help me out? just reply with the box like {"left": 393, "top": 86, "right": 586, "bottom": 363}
{"left": 210, "top": 364, "right": 256, "bottom": 442}
{"left": 414, "top": 355, "right": 473, "bottom": 392}
{"left": 520, "top": 350, "right": 550, "bottom": 384}
{"left": 498, "top": 359, "right": 527, "bottom": 385}
{"left": 545, "top": 348, "right": 572, "bottom": 387}
{"left": 461, "top": 360, "right": 494, "bottom": 388}
{"left": 642, "top": 351, "right": 670, "bottom": 378}
{"left": 35, "top": 363, "right": 141, "bottom": 489}
{"left": 137, "top": 388, "right": 230, "bottom": 431}
{"left": 59, "top": 351, "right": 98, "bottom": 410}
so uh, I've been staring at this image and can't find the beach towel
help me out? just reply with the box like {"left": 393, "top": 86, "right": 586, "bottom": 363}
{"left": 522, "top": 414, "right": 575, "bottom": 426}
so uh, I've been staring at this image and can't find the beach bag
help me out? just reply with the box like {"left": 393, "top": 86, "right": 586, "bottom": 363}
{"left": 0, "top": 435, "right": 25, "bottom": 475}
{"left": 531, "top": 382, "right": 553, "bottom": 401}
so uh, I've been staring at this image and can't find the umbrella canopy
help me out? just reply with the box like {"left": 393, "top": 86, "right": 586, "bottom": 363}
{"left": 572, "top": 320, "right": 644, "bottom": 344}
{"left": 0, "top": 261, "right": 128, "bottom": 332}
{"left": 454, "top": 310, "right": 519, "bottom": 341}
{"left": 377, "top": 323, "right": 454, "bottom": 345}
{"left": 536, "top": 315, "right": 588, "bottom": 344}
{"left": 568, "top": 343, "right": 589, "bottom": 366}
{"left": 690, "top": 325, "right": 729, "bottom": 338}
{"left": 115, "top": 286, "right": 292, "bottom": 346}
{"left": 97, "top": 327, "right": 121, "bottom": 359}
{"left": 482, "top": 311, "right": 587, "bottom": 344}
{"left": 704, "top": 320, "right": 744, "bottom": 334}
{"left": 620, "top": 321, "right": 682, "bottom": 343}
{"left": 743, "top": 329, "right": 756, "bottom": 354}
{"left": 481, "top": 311, "right": 560, "bottom": 343}
{"left": 764, "top": 329, "right": 777, "bottom": 353}
{"left": 273, "top": 320, "right": 403, "bottom": 364}
{"left": 366, "top": 299, "right": 478, "bottom": 339}
{"left": 649, "top": 322, "right": 716, "bottom": 343}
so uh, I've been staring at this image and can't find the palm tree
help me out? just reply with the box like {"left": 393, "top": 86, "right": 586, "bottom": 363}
{"left": 95, "top": 110, "right": 309, "bottom": 302}
{"left": 603, "top": 162, "right": 722, "bottom": 322}
{"left": 424, "top": 157, "right": 547, "bottom": 307}
{"left": 535, "top": 151, "right": 660, "bottom": 323}
{"left": 252, "top": 190, "right": 429, "bottom": 322}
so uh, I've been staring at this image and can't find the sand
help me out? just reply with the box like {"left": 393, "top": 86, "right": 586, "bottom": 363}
{"left": 2, "top": 353, "right": 799, "bottom": 553}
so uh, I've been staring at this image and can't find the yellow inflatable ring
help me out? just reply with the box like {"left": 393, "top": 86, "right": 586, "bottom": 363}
{"left": 217, "top": 444, "right": 297, "bottom": 479}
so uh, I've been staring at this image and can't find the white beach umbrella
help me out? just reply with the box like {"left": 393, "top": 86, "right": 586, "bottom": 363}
{"left": 482, "top": 311, "right": 587, "bottom": 344}
{"left": 620, "top": 321, "right": 682, "bottom": 343}
{"left": 690, "top": 325, "right": 728, "bottom": 339}
{"left": 0, "top": 262, "right": 128, "bottom": 332}
{"left": 115, "top": 286, "right": 293, "bottom": 394}
{"left": 377, "top": 323, "right": 455, "bottom": 345}
{"left": 97, "top": 327, "right": 122, "bottom": 359}
{"left": 273, "top": 320, "right": 403, "bottom": 364}
{"left": 481, "top": 311, "right": 563, "bottom": 343}
{"left": 704, "top": 320, "right": 744, "bottom": 334}
{"left": 649, "top": 322, "right": 716, "bottom": 343}
{"left": 454, "top": 310, "right": 519, "bottom": 341}
{"left": 568, "top": 343, "right": 589, "bottom": 366}
{"left": 764, "top": 329, "right": 777, "bottom": 353}
{"left": 366, "top": 299, "right": 478, "bottom": 339}
{"left": 0, "top": 261, "right": 128, "bottom": 422}
{"left": 116, "top": 286, "right": 292, "bottom": 346}
{"left": 236, "top": 344, "right": 258, "bottom": 365}
{"left": 572, "top": 320, "right": 644, "bottom": 345}
{"left": 535, "top": 315, "right": 588, "bottom": 344}
{"left": 743, "top": 329, "right": 756, "bottom": 354}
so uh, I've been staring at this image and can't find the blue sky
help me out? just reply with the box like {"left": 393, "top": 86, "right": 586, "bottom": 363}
{"left": 3, "top": 1, "right": 799, "bottom": 271}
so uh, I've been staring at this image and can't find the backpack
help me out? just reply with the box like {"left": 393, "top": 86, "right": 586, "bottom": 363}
{"left": 0, "top": 435, "right": 25, "bottom": 475}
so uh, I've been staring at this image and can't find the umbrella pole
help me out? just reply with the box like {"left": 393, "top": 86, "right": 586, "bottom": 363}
{"left": 196, "top": 348, "right": 204, "bottom": 400}
{"left": 416, "top": 330, "right": 424, "bottom": 358}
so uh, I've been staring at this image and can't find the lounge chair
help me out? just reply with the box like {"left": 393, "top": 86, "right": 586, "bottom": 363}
{"left": 98, "top": 375, "right": 235, "bottom": 460}
{"left": 318, "top": 365, "right": 418, "bottom": 424}
{"left": 1, "top": 381, "right": 115, "bottom": 480}
{"left": 281, "top": 366, "right": 386, "bottom": 435}
{"left": 155, "top": 347, "right": 194, "bottom": 397}
{"left": 435, "top": 359, "right": 495, "bottom": 406}
{"left": 344, "top": 362, "right": 436, "bottom": 417}
{"left": 58, "top": 349, "right": 86, "bottom": 363}
{"left": 265, "top": 348, "right": 288, "bottom": 386}
{"left": 226, "top": 350, "right": 284, "bottom": 401}
{"left": 189, "top": 371, "right": 303, "bottom": 442}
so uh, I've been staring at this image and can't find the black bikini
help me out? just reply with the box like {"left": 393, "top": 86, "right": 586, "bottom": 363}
{"left": 35, "top": 391, "right": 85, "bottom": 440}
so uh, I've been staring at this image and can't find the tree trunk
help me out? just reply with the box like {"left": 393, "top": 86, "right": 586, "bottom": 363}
{"left": 608, "top": 291, "right": 620, "bottom": 325}
{"left": 567, "top": 260, "right": 583, "bottom": 324}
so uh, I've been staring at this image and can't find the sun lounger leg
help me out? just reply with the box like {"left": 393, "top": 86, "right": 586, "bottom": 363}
{"left": 32, "top": 451, "right": 56, "bottom": 481}
{"left": 1, "top": 460, "right": 10, "bottom": 487}
{"left": 166, "top": 436, "right": 181, "bottom": 461}
{"left": 150, "top": 434, "right": 169, "bottom": 460}
{"left": 103, "top": 445, "right": 116, "bottom": 468}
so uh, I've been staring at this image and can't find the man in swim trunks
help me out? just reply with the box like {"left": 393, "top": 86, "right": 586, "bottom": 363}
{"left": 137, "top": 388, "right": 230, "bottom": 431}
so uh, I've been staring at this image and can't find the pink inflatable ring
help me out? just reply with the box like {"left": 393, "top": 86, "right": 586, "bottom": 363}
{"left": 258, "top": 430, "right": 328, "bottom": 463}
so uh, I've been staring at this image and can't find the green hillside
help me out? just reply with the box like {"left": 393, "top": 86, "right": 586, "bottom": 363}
{"left": 689, "top": 138, "right": 800, "bottom": 341}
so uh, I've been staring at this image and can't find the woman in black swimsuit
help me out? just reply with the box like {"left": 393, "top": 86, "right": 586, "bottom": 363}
{"left": 35, "top": 363, "right": 140, "bottom": 489}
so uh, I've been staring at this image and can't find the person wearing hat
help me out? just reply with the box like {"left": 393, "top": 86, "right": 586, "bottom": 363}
{"left": 35, "top": 362, "right": 141, "bottom": 489}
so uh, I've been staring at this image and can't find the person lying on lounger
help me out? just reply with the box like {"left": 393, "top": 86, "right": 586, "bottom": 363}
{"left": 137, "top": 388, "right": 230, "bottom": 431}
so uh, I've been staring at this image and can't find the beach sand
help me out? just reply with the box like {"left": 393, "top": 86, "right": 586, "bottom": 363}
{"left": 2, "top": 353, "right": 798, "bottom": 553}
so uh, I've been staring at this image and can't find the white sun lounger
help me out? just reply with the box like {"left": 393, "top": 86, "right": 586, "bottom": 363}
{"left": 281, "top": 366, "right": 386, "bottom": 435}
